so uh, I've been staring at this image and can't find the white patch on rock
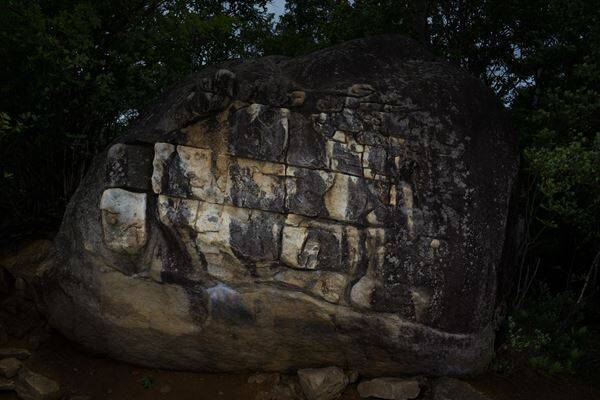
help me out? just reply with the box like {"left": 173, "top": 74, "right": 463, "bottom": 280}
{"left": 100, "top": 189, "right": 147, "bottom": 254}
{"left": 207, "top": 283, "right": 238, "bottom": 302}
{"left": 281, "top": 226, "right": 308, "bottom": 268}
{"left": 409, "top": 287, "right": 432, "bottom": 323}
{"left": 350, "top": 275, "right": 378, "bottom": 309}
{"left": 152, "top": 143, "right": 175, "bottom": 194}
{"left": 177, "top": 145, "right": 226, "bottom": 203}
{"left": 324, "top": 173, "right": 351, "bottom": 221}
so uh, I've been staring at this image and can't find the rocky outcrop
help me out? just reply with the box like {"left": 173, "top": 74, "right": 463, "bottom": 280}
{"left": 45, "top": 35, "right": 518, "bottom": 375}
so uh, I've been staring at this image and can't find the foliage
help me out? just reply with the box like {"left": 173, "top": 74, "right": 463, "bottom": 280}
{"left": 0, "top": 0, "right": 272, "bottom": 239}
{"left": 263, "top": 0, "right": 420, "bottom": 56}
{"left": 140, "top": 376, "right": 154, "bottom": 389}
{"left": 505, "top": 286, "right": 598, "bottom": 377}
{"left": 509, "top": 0, "right": 600, "bottom": 247}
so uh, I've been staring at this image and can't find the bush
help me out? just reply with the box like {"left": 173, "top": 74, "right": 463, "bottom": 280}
{"left": 506, "top": 285, "right": 598, "bottom": 377}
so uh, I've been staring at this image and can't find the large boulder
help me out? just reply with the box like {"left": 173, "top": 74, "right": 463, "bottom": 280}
{"left": 45, "top": 35, "right": 518, "bottom": 376}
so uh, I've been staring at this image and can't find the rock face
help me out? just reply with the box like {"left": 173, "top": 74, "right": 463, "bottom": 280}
{"left": 45, "top": 35, "right": 518, "bottom": 376}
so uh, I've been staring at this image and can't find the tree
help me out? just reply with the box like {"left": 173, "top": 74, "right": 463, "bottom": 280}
{"left": 0, "top": 0, "right": 272, "bottom": 238}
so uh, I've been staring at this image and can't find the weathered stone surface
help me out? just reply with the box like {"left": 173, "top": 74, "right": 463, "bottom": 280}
{"left": 99, "top": 188, "right": 147, "bottom": 254}
{"left": 357, "top": 377, "right": 420, "bottom": 400}
{"left": 428, "top": 378, "right": 491, "bottom": 400}
{"left": 15, "top": 368, "right": 60, "bottom": 400}
{"left": 106, "top": 143, "right": 154, "bottom": 190}
{"left": 0, "top": 357, "right": 22, "bottom": 378}
{"left": 229, "top": 104, "right": 290, "bottom": 163}
{"left": 0, "top": 348, "right": 30, "bottom": 360}
{"left": 0, "top": 377, "right": 15, "bottom": 391}
{"left": 298, "top": 366, "right": 348, "bottom": 400}
{"left": 46, "top": 35, "right": 518, "bottom": 376}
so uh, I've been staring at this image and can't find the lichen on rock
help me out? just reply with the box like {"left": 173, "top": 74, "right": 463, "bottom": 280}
{"left": 46, "top": 34, "right": 518, "bottom": 376}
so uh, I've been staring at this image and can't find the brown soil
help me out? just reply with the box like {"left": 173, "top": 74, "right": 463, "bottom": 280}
{"left": 1, "top": 331, "right": 599, "bottom": 400}
{"left": 0, "top": 332, "right": 360, "bottom": 400}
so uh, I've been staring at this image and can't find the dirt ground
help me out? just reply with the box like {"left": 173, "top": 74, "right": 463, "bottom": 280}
{"left": 1, "top": 331, "right": 599, "bottom": 400}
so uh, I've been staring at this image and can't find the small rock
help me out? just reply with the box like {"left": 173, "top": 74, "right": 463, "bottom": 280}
{"left": 349, "top": 83, "right": 375, "bottom": 97}
{"left": 0, "top": 377, "right": 15, "bottom": 391}
{"left": 298, "top": 366, "right": 348, "bottom": 400}
{"left": 289, "top": 91, "right": 306, "bottom": 107}
{"left": 429, "top": 377, "right": 491, "bottom": 400}
{"left": 15, "top": 368, "right": 60, "bottom": 400}
{"left": 0, "top": 357, "right": 22, "bottom": 378}
{"left": 15, "top": 277, "right": 27, "bottom": 291}
{"left": 0, "top": 347, "right": 31, "bottom": 360}
{"left": 248, "top": 372, "right": 280, "bottom": 385}
{"left": 160, "top": 384, "right": 172, "bottom": 394}
{"left": 357, "top": 377, "right": 420, "bottom": 400}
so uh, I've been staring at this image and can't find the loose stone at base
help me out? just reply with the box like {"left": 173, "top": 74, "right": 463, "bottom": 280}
{"left": 15, "top": 368, "right": 60, "bottom": 400}
{"left": 298, "top": 366, "right": 349, "bottom": 400}
{"left": 357, "top": 377, "right": 420, "bottom": 400}
{"left": 0, "top": 357, "right": 22, "bottom": 378}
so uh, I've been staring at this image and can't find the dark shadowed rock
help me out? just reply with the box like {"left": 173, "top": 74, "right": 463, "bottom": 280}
{"left": 0, "top": 377, "right": 15, "bottom": 391}
{"left": 357, "top": 377, "right": 421, "bottom": 400}
{"left": 45, "top": 35, "right": 518, "bottom": 376}
{"left": 15, "top": 368, "right": 60, "bottom": 400}
{"left": 0, "top": 358, "right": 22, "bottom": 378}
{"left": 0, "top": 348, "right": 30, "bottom": 360}
{"left": 428, "top": 378, "right": 491, "bottom": 400}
